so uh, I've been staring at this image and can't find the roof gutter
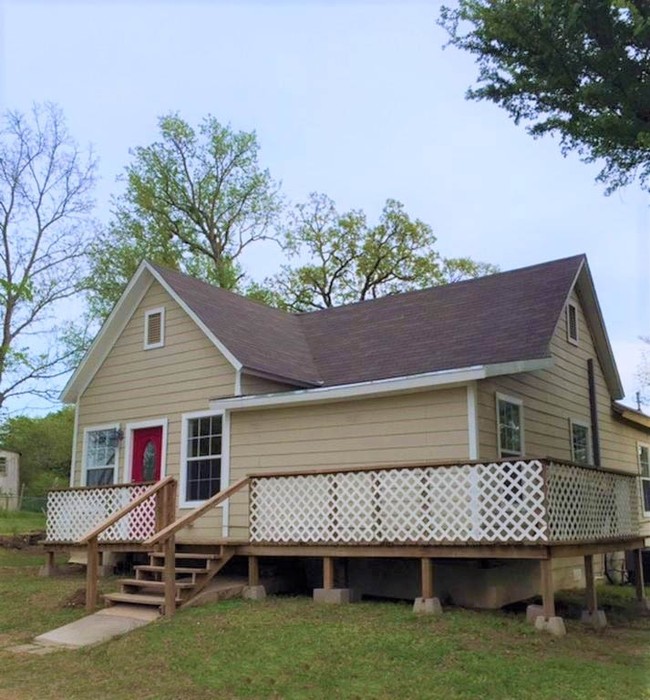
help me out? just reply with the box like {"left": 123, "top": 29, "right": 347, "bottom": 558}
{"left": 210, "top": 358, "right": 554, "bottom": 412}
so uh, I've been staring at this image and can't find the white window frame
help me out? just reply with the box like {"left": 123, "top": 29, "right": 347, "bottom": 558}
{"left": 0, "top": 456, "right": 6, "bottom": 477}
{"left": 496, "top": 393, "right": 524, "bottom": 459}
{"left": 569, "top": 418, "right": 592, "bottom": 465}
{"left": 179, "top": 409, "right": 230, "bottom": 512}
{"left": 144, "top": 306, "right": 165, "bottom": 350}
{"left": 122, "top": 418, "right": 169, "bottom": 483}
{"left": 566, "top": 302, "right": 579, "bottom": 345}
{"left": 81, "top": 423, "right": 121, "bottom": 486}
{"left": 638, "top": 442, "right": 650, "bottom": 518}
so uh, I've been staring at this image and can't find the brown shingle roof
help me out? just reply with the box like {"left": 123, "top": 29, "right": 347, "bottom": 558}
{"left": 153, "top": 255, "right": 585, "bottom": 388}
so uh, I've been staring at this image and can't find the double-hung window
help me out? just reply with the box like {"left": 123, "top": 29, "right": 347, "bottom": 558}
{"left": 570, "top": 420, "right": 591, "bottom": 465}
{"left": 639, "top": 443, "right": 650, "bottom": 517}
{"left": 183, "top": 413, "right": 223, "bottom": 504}
{"left": 84, "top": 426, "right": 119, "bottom": 486}
{"left": 496, "top": 394, "right": 523, "bottom": 458}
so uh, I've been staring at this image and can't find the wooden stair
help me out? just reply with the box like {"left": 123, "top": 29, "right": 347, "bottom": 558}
{"left": 104, "top": 545, "right": 235, "bottom": 614}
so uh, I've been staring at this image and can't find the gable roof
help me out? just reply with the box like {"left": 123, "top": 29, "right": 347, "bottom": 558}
{"left": 61, "top": 253, "right": 625, "bottom": 403}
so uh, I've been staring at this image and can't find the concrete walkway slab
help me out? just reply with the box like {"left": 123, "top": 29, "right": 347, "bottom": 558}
{"left": 33, "top": 605, "right": 159, "bottom": 649}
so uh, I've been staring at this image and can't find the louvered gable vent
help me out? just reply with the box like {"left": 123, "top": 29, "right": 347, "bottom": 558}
{"left": 144, "top": 307, "right": 165, "bottom": 349}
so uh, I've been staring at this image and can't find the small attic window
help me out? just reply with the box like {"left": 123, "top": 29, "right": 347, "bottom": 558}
{"left": 144, "top": 307, "right": 165, "bottom": 349}
{"left": 566, "top": 302, "right": 579, "bottom": 345}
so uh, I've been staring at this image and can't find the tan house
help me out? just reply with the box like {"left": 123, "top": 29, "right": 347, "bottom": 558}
{"left": 44, "top": 254, "right": 650, "bottom": 628}
{"left": 0, "top": 448, "right": 20, "bottom": 510}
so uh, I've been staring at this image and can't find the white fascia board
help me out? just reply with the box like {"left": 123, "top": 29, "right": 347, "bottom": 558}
{"left": 209, "top": 358, "right": 553, "bottom": 412}
{"left": 145, "top": 263, "right": 242, "bottom": 372}
{"left": 60, "top": 261, "right": 154, "bottom": 403}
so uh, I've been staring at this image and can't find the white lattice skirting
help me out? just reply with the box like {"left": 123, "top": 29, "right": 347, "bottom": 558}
{"left": 46, "top": 484, "right": 156, "bottom": 543}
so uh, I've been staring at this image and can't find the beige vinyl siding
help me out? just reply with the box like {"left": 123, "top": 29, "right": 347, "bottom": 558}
{"left": 477, "top": 288, "right": 650, "bottom": 538}
{"left": 74, "top": 280, "right": 236, "bottom": 542}
{"left": 240, "top": 373, "right": 298, "bottom": 396}
{"left": 226, "top": 387, "right": 469, "bottom": 539}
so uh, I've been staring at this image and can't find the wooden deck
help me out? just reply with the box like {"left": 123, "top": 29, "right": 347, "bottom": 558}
{"left": 42, "top": 457, "right": 646, "bottom": 618}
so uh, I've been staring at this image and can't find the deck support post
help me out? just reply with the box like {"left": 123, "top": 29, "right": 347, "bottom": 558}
{"left": 85, "top": 536, "right": 99, "bottom": 613}
{"left": 39, "top": 550, "right": 56, "bottom": 577}
{"left": 584, "top": 555, "right": 597, "bottom": 613}
{"left": 413, "top": 557, "right": 442, "bottom": 615}
{"left": 634, "top": 549, "right": 646, "bottom": 601}
{"left": 421, "top": 557, "right": 434, "bottom": 599}
{"left": 163, "top": 535, "right": 176, "bottom": 618}
{"left": 530, "top": 558, "right": 565, "bottom": 636}
{"left": 580, "top": 554, "right": 607, "bottom": 628}
{"left": 323, "top": 556, "right": 334, "bottom": 590}
{"left": 314, "top": 557, "right": 355, "bottom": 604}
{"left": 540, "top": 558, "right": 555, "bottom": 619}
{"left": 243, "top": 555, "right": 266, "bottom": 600}
{"left": 633, "top": 549, "right": 650, "bottom": 613}
{"left": 248, "top": 556, "right": 260, "bottom": 587}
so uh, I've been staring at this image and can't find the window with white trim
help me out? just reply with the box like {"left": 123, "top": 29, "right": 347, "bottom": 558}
{"left": 185, "top": 415, "right": 222, "bottom": 502}
{"left": 0, "top": 456, "right": 6, "bottom": 476}
{"left": 144, "top": 307, "right": 165, "bottom": 349}
{"left": 570, "top": 419, "right": 591, "bottom": 465}
{"left": 639, "top": 443, "right": 650, "bottom": 517}
{"left": 566, "top": 302, "right": 579, "bottom": 345}
{"left": 84, "top": 428, "right": 119, "bottom": 486}
{"left": 496, "top": 394, "right": 523, "bottom": 458}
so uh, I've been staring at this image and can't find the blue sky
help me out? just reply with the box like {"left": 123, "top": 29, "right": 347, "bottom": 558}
{"left": 1, "top": 0, "right": 648, "bottom": 413}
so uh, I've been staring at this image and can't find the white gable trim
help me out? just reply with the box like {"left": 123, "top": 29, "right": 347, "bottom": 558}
{"left": 209, "top": 358, "right": 554, "bottom": 412}
{"left": 60, "top": 261, "right": 242, "bottom": 403}
{"left": 552, "top": 258, "right": 624, "bottom": 400}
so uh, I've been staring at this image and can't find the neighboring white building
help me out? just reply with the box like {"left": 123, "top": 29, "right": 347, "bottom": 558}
{"left": 0, "top": 448, "right": 20, "bottom": 511}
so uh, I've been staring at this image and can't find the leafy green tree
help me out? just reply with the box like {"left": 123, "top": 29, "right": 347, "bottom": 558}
{"left": 87, "top": 113, "right": 283, "bottom": 320}
{"left": 439, "top": 0, "right": 650, "bottom": 192}
{"left": 266, "top": 193, "right": 496, "bottom": 311}
{"left": 0, "top": 103, "right": 96, "bottom": 412}
{"left": 0, "top": 406, "right": 73, "bottom": 496}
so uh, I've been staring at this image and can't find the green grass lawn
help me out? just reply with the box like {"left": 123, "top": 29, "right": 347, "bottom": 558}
{"left": 0, "top": 548, "right": 649, "bottom": 700}
{"left": 0, "top": 510, "right": 46, "bottom": 536}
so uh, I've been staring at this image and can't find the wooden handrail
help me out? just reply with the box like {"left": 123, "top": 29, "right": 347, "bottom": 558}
{"left": 48, "top": 480, "right": 158, "bottom": 494}
{"left": 79, "top": 476, "right": 175, "bottom": 544}
{"left": 245, "top": 456, "right": 639, "bottom": 480}
{"left": 144, "top": 476, "right": 250, "bottom": 546}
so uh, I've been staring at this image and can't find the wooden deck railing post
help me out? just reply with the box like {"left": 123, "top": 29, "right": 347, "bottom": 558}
{"left": 155, "top": 484, "right": 166, "bottom": 532}
{"left": 164, "top": 534, "right": 176, "bottom": 618}
{"left": 86, "top": 536, "right": 99, "bottom": 613}
{"left": 166, "top": 479, "right": 178, "bottom": 527}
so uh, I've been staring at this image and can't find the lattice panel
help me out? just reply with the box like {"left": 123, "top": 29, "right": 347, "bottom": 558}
{"left": 46, "top": 484, "right": 157, "bottom": 543}
{"left": 249, "top": 460, "right": 548, "bottom": 545}
{"left": 546, "top": 462, "right": 639, "bottom": 542}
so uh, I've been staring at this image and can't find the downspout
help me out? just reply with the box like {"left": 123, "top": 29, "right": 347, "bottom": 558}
{"left": 467, "top": 382, "right": 479, "bottom": 460}
{"left": 69, "top": 402, "right": 80, "bottom": 487}
{"left": 587, "top": 359, "right": 601, "bottom": 466}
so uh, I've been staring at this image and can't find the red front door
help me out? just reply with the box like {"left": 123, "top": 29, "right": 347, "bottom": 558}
{"left": 131, "top": 427, "right": 163, "bottom": 483}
